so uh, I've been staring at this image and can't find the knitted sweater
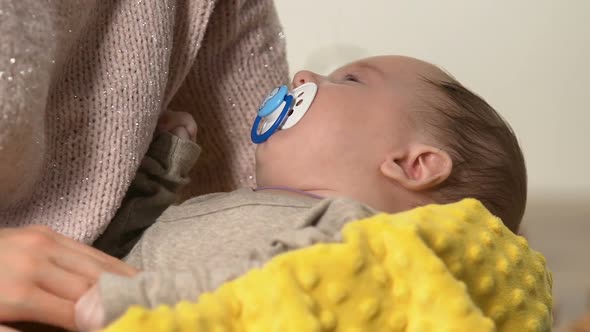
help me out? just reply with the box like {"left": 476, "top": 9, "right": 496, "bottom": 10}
{"left": 0, "top": 0, "right": 288, "bottom": 243}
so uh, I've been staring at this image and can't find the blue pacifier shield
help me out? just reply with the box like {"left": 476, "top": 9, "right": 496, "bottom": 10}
{"left": 258, "top": 85, "right": 288, "bottom": 117}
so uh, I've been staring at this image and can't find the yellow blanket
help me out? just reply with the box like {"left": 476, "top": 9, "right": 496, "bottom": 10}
{"left": 103, "top": 199, "right": 553, "bottom": 332}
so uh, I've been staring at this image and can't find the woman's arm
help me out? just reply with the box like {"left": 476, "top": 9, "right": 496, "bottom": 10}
{"left": 0, "top": 1, "right": 55, "bottom": 208}
{"left": 168, "top": 0, "right": 290, "bottom": 198}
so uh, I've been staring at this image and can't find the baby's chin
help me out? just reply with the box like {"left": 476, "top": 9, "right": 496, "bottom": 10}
{"left": 256, "top": 125, "right": 315, "bottom": 169}
{"left": 256, "top": 129, "right": 289, "bottom": 151}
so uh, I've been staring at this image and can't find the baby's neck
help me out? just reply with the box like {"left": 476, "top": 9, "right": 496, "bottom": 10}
{"left": 253, "top": 185, "right": 342, "bottom": 200}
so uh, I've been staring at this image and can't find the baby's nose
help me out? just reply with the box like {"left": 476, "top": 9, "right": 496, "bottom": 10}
{"left": 291, "top": 70, "right": 318, "bottom": 89}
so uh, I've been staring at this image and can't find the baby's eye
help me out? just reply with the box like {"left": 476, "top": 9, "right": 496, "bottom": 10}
{"left": 344, "top": 74, "right": 361, "bottom": 83}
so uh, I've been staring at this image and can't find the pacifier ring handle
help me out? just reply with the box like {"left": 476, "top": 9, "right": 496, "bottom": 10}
{"left": 251, "top": 94, "right": 293, "bottom": 144}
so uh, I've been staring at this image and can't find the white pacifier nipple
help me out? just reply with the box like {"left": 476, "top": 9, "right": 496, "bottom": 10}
{"left": 251, "top": 82, "right": 318, "bottom": 144}
{"left": 281, "top": 83, "right": 317, "bottom": 129}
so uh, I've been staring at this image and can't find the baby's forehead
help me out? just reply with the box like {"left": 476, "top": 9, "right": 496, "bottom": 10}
{"left": 340, "top": 55, "right": 448, "bottom": 84}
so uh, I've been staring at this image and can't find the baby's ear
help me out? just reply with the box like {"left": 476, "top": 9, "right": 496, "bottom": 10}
{"left": 380, "top": 144, "right": 452, "bottom": 192}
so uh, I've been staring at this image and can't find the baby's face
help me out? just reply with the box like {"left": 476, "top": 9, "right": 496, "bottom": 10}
{"left": 255, "top": 56, "right": 435, "bottom": 190}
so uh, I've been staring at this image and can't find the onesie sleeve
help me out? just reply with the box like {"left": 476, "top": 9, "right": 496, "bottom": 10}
{"left": 93, "top": 132, "right": 201, "bottom": 258}
{"left": 98, "top": 259, "right": 261, "bottom": 324}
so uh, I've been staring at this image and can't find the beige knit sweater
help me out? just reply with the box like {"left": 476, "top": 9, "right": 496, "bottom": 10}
{"left": 0, "top": 0, "right": 288, "bottom": 243}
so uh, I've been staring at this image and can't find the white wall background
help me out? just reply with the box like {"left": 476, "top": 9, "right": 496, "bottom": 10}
{"left": 276, "top": 0, "right": 590, "bottom": 195}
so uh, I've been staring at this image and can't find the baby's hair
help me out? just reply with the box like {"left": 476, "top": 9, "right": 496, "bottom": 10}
{"left": 418, "top": 76, "right": 527, "bottom": 233}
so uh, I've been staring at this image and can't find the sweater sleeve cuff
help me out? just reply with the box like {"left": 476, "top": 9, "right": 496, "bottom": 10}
{"left": 148, "top": 132, "right": 202, "bottom": 177}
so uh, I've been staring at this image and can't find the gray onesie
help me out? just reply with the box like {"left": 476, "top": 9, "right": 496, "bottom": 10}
{"left": 95, "top": 134, "right": 377, "bottom": 325}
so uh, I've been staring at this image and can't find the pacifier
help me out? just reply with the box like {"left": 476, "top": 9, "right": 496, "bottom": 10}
{"left": 251, "top": 82, "right": 317, "bottom": 144}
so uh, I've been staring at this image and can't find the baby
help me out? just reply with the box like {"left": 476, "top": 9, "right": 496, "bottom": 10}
{"left": 77, "top": 55, "right": 527, "bottom": 330}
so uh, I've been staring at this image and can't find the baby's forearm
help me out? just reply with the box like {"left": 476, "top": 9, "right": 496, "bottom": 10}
{"left": 94, "top": 128, "right": 201, "bottom": 258}
{"left": 76, "top": 258, "right": 260, "bottom": 331}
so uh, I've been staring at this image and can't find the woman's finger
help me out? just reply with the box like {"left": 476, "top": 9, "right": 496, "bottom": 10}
{"left": 57, "top": 243, "right": 137, "bottom": 278}
{"left": 30, "top": 226, "right": 137, "bottom": 277}
{"left": 52, "top": 248, "right": 127, "bottom": 283}
{"left": 0, "top": 325, "right": 21, "bottom": 332}
{"left": 0, "top": 288, "right": 76, "bottom": 331}
{"left": 27, "top": 288, "right": 77, "bottom": 331}
{"left": 35, "top": 259, "right": 94, "bottom": 302}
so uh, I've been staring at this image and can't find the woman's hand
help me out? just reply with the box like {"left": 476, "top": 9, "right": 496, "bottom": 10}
{"left": 0, "top": 225, "right": 137, "bottom": 331}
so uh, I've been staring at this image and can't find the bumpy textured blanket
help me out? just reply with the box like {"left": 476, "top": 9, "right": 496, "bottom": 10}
{"left": 102, "top": 199, "right": 553, "bottom": 332}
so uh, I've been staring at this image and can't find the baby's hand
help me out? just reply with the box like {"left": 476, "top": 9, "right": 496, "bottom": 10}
{"left": 74, "top": 285, "right": 104, "bottom": 332}
{"left": 157, "top": 110, "right": 197, "bottom": 142}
